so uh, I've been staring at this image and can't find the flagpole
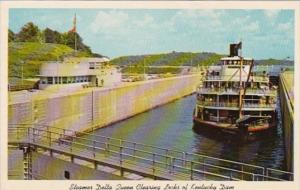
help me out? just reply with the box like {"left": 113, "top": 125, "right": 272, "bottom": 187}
{"left": 75, "top": 31, "right": 77, "bottom": 52}
{"left": 74, "top": 13, "right": 77, "bottom": 52}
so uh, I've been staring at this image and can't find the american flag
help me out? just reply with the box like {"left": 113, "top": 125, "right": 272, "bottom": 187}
{"left": 69, "top": 14, "right": 76, "bottom": 33}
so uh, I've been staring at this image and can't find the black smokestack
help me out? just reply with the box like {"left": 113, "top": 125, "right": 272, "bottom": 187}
{"left": 229, "top": 42, "right": 242, "bottom": 57}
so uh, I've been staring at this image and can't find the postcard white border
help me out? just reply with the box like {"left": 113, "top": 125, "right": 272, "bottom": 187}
{"left": 1, "top": 1, "right": 299, "bottom": 190}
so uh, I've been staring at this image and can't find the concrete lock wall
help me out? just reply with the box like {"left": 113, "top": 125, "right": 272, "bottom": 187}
{"left": 30, "top": 152, "right": 124, "bottom": 180}
{"left": 8, "top": 148, "right": 24, "bottom": 179}
{"left": 279, "top": 73, "right": 294, "bottom": 172}
{"left": 8, "top": 74, "right": 202, "bottom": 133}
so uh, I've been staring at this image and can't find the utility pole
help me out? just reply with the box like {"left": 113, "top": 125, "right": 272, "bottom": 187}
{"left": 143, "top": 56, "right": 146, "bottom": 79}
{"left": 21, "top": 60, "right": 24, "bottom": 85}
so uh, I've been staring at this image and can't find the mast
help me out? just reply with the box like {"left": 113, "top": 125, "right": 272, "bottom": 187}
{"left": 238, "top": 42, "right": 254, "bottom": 119}
{"left": 239, "top": 54, "right": 243, "bottom": 119}
{"left": 239, "top": 59, "right": 254, "bottom": 118}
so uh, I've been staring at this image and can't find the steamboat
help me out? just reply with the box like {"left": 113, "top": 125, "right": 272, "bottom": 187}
{"left": 193, "top": 42, "right": 277, "bottom": 137}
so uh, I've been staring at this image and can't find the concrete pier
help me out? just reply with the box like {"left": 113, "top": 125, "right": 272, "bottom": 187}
{"left": 279, "top": 71, "right": 294, "bottom": 172}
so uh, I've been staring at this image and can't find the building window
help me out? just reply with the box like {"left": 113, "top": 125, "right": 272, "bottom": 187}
{"left": 89, "top": 62, "right": 95, "bottom": 69}
{"left": 41, "top": 78, "right": 45, "bottom": 84}
{"left": 63, "top": 77, "right": 67, "bottom": 84}
{"left": 47, "top": 77, "right": 53, "bottom": 84}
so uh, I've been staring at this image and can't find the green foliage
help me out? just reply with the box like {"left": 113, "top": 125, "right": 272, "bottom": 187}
{"left": 44, "top": 28, "right": 63, "bottom": 44}
{"left": 8, "top": 22, "right": 102, "bottom": 79}
{"left": 8, "top": 29, "right": 15, "bottom": 42}
{"left": 15, "top": 22, "right": 40, "bottom": 42}
{"left": 10, "top": 22, "right": 94, "bottom": 54}
{"left": 111, "top": 52, "right": 224, "bottom": 74}
{"left": 258, "top": 59, "right": 281, "bottom": 65}
{"left": 8, "top": 42, "right": 93, "bottom": 78}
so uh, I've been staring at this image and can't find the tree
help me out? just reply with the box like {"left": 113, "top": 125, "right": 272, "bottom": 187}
{"left": 8, "top": 29, "right": 15, "bottom": 42}
{"left": 16, "top": 22, "right": 40, "bottom": 42}
{"left": 64, "top": 31, "right": 92, "bottom": 53}
{"left": 44, "top": 28, "right": 62, "bottom": 44}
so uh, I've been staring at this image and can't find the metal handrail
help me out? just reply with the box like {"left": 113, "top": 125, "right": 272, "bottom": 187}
{"left": 197, "top": 101, "right": 276, "bottom": 109}
{"left": 8, "top": 124, "right": 292, "bottom": 181}
{"left": 197, "top": 87, "right": 277, "bottom": 96}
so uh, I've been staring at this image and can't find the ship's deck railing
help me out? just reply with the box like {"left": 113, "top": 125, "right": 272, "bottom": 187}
{"left": 197, "top": 87, "right": 277, "bottom": 96}
{"left": 197, "top": 101, "right": 276, "bottom": 109}
{"left": 205, "top": 75, "right": 269, "bottom": 82}
{"left": 8, "top": 124, "right": 293, "bottom": 181}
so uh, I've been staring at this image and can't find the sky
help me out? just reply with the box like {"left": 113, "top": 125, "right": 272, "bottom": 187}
{"left": 9, "top": 9, "right": 294, "bottom": 59}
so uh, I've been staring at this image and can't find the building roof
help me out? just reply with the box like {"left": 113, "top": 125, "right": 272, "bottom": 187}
{"left": 38, "top": 57, "right": 112, "bottom": 77}
{"left": 64, "top": 57, "right": 110, "bottom": 63}
{"left": 221, "top": 56, "right": 253, "bottom": 61}
{"left": 38, "top": 62, "right": 92, "bottom": 77}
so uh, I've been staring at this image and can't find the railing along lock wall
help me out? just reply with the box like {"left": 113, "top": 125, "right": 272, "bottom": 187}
{"left": 8, "top": 124, "right": 293, "bottom": 181}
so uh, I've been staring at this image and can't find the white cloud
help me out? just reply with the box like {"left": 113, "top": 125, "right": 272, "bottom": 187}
{"left": 243, "top": 21, "right": 260, "bottom": 33}
{"left": 133, "top": 14, "right": 156, "bottom": 28}
{"left": 168, "top": 9, "right": 225, "bottom": 30}
{"left": 278, "top": 22, "right": 293, "bottom": 32}
{"left": 90, "top": 10, "right": 129, "bottom": 34}
{"left": 89, "top": 11, "right": 158, "bottom": 37}
{"left": 264, "top": 10, "right": 281, "bottom": 19}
